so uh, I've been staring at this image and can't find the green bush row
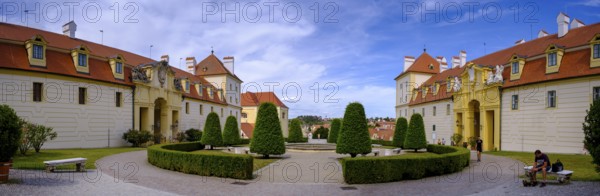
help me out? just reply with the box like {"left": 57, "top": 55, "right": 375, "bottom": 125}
{"left": 341, "top": 145, "right": 470, "bottom": 184}
{"left": 371, "top": 140, "right": 394, "bottom": 147}
{"left": 147, "top": 142, "right": 253, "bottom": 179}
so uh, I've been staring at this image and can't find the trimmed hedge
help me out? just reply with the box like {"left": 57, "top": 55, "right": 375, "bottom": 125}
{"left": 392, "top": 117, "right": 408, "bottom": 148}
{"left": 341, "top": 145, "right": 470, "bottom": 184}
{"left": 223, "top": 116, "right": 241, "bottom": 146}
{"left": 327, "top": 119, "right": 341, "bottom": 143}
{"left": 201, "top": 112, "right": 223, "bottom": 149}
{"left": 287, "top": 119, "right": 304, "bottom": 143}
{"left": 250, "top": 102, "right": 286, "bottom": 158}
{"left": 404, "top": 114, "right": 427, "bottom": 151}
{"left": 147, "top": 142, "right": 253, "bottom": 179}
{"left": 371, "top": 140, "right": 393, "bottom": 146}
{"left": 336, "top": 102, "right": 372, "bottom": 157}
{"left": 240, "top": 138, "right": 250, "bottom": 144}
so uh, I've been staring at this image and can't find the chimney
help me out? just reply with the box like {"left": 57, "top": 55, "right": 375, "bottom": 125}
{"left": 437, "top": 56, "right": 448, "bottom": 73}
{"left": 160, "top": 55, "right": 169, "bottom": 63}
{"left": 571, "top": 19, "right": 585, "bottom": 29}
{"left": 186, "top": 57, "right": 197, "bottom": 74}
{"left": 459, "top": 50, "right": 467, "bottom": 67}
{"left": 538, "top": 30, "right": 548, "bottom": 38}
{"left": 62, "top": 21, "right": 77, "bottom": 38}
{"left": 557, "top": 12, "right": 570, "bottom": 38}
{"left": 515, "top": 39, "right": 526, "bottom": 45}
{"left": 403, "top": 56, "right": 415, "bottom": 72}
{"left": 452, "top": 56, "right": 460, "bottom": 68}
{"left": 223, "top": 56, "right": 234, "bottom": 74}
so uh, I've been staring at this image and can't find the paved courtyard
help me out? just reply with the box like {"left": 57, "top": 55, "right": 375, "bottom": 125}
{"left": 1, "top": 150, "right": 599, "bottom": 195}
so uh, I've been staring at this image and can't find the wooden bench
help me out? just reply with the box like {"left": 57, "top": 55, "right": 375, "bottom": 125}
{"left": 43, "top": 158, "right": 87, "bottom": 172}
{"left": 523, "top": 166, "right": 573, "bottom": 183}
{"left": 392, "top": 148, "right": 402, "bottom": 154}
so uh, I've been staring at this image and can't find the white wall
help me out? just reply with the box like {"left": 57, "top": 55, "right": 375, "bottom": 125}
{"left": 501, "top": 76, "right": 599, "bottom": 154}
{"left": 0, "top": 71, "right": 133, "bottom": 148}
{"left": 409, "top": 100, "right": 454, "bottom": 144}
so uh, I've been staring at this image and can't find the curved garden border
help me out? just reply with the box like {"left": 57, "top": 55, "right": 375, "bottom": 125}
{"left": 341, "top": 145, "right": 470, "bottom": 184}
{"left": 147, "top": 142, "right": 253, "bottom": 179}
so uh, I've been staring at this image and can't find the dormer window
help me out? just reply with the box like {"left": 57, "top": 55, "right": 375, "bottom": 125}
{"left": 185, "top": 80, "right": 190, "bottom": 93}
{"left": 509, "top": 54, "right": 525, "bottom": 80}
{"left": 428, "top": 64, "right": 434, "bottom": 70}
{"left": 25, "top": 35, "right": 48, "bottom": 67}
{"left": 71, "top": 45, "right": 91, "bottom": 74}
{"left": 548, "top": 52, "right": 558, "bottom": 66}
{"left": 109, "top": 54, "right": 125, "bottom": 80}
{"left": 78, "top": 53, "right": 87, "bottom": 67}
{"left": 511, "top": 61, "right": 519, "bottom": 74}
{"left": 116, "top": 62, "right": 123, "bottom": 73}
{"left": 545, "top": 44, "right": 564, "bottom": 74}
{"left": 594, "top": 44, "right": 600, "bottom": 59}
{"left": 590, "top": 34, "right": 600, "bottom": 68}
{"left": 33, "top": 44, "right": 44, "bottom": 59}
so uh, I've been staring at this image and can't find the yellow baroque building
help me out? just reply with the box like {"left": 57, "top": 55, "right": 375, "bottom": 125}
{"left": 395, "top": 13, "right": 600, "bottom": 154}
{"left": 0, "top": 22, "right": 243, "bottom": 148}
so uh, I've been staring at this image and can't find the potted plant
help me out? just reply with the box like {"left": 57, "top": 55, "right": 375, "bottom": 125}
{"left": 0, "top": 105, "right": 23, "bottom": 182}
{"left": 468, "top": 136, "right": 478, "bottom": 150}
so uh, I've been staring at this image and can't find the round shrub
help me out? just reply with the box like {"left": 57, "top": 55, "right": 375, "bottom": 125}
{"left": 404, "top": 113, "right": 427, "bottom": 152}
{"left": 392, "top": 117, "right": 408, "bottom": 148}
{"left": 223, "top": 116, "right": 241, "bottom": 146}
{"left": 250, "top": 102, "right": 285, "bottom": 158}
{"left": 312, "top": 126, "right": 329, "bottom": 139}
{"left": 122, "top": 129, "right": 153, "bottom": 147}
{"left": 287, "top": 119, "right": 304, "bottom": 143}
{"left": 0, "top": 105, "right": 23, "bottom": 162}
{"left": 327, "top": 119, "right": 342, "bottom": 144}
{"left": 201, "top": 112, "right": 223, "bottom": 149}
{"left": 336, "top": 102, "right": 371, "bottom": 158}
{"left": 185, "top": 128, "right": 202, "bottom": 142}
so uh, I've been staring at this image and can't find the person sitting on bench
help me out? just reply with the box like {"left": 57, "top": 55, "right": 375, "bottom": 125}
{"left": 530, "top": 150, "right": 551, "bottom": 187}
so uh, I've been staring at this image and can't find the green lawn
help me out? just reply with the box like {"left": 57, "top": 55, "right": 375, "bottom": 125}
{"left": 485, "top": 151, "right": 599, "bottom": 181}
{"left": 190, "top": 150, "right": 280, "bottom": 171}
{"left": 12, "top": 147, "right": 145, "bottom": 170}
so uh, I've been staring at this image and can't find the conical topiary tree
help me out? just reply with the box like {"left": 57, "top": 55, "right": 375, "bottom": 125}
{"left": 327, "top": 119, "right": 341, "bottom": 143}
{"left": 200, "top": 112, "right": 223, "bottom": 150}
{"left": 287, "top": 119, "right": 304, "bottom": 143}
{"left": 250, "top": 102, "right": 286, "bottom": 158}
{"left": 404, "top": 113, "right": 427, "bottom": 152}
{"left": 392, "top": 117, "right": 408, "bottom": 148}
{"left": 336, "top": 102, "right": 371, "bottom": 158}
{"left": 222, "top": 116, "right": 240, "bottom": 146}
{"left": 584, "top": 99, "right": 600, "bottom": 172}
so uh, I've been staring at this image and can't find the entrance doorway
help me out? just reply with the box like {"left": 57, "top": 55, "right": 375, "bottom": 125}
{"left": 154, "top": 98, "right": 167, "bottom": 144}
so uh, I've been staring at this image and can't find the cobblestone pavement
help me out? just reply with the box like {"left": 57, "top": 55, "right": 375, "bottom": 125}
{"left": 1, "top": 150, "right": 598, "bottom": 195}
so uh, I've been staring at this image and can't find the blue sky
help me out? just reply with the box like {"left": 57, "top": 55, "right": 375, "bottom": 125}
{"left": 3, "top": 0, "right": 600, "bottom": 118}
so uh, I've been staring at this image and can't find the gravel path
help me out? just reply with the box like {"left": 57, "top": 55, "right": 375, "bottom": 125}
{"left": 1, "top": 149, "right": 598, "bottom": 195}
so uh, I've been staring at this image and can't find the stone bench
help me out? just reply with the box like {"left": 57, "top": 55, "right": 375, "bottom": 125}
{"left": 392, "top": 148, "right": 402, "bottom": 154}
{"left": 524, "top": 166, "right": 573, "bottom": 183}
{"left": 43, "top": 158, "right": 87, "bottom": 172}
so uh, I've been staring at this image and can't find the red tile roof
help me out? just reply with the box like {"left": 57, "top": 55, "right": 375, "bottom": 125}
{"left": 241, "top": 92, "right": 288, "bottom": 108}
{"left": 194, "top": 54, "right": 242, "bottom": 81}
{"left": 241, "top": 123, "right": 254, "bottom": 138}
{"left": 172, "top": 68, "right": 227, "bottom": 105}
{"left": 395, "top": 52, "right": 440, "bottom": 80}
{"left": 409, "top": 22, "right": 600, "bottom": 106}
{"left": 0, "top": 22, "right": 227, "bottom": 105}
